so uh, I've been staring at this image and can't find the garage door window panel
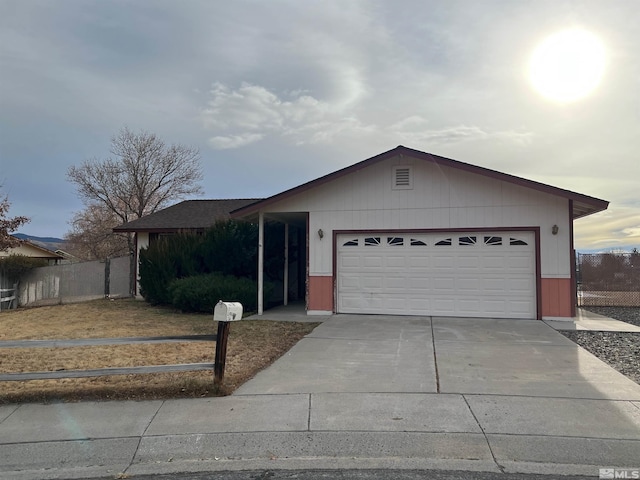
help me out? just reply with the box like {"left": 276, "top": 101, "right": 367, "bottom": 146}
{"left": 484, "top": 236, "right": 503, "bottom": 245}
{"left": 510, "top": 238, "right": 528, "bottom": 246}
{"left": 458, "top": 236, "right": 477, "bottom": 246}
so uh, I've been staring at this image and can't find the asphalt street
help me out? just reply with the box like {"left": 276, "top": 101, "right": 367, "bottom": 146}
{"left": 97, "top": 469, "right": 595, "bottom": 480}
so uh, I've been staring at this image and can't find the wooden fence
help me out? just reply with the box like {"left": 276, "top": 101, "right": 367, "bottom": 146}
{"left": 0, "top": 283, "right": 18, "bottom": 311}
{"left": 0, "top": 321, "right": 233, "bottom": 386}
{"left": 16, "top": 256, "right": 130, "bottom": 307}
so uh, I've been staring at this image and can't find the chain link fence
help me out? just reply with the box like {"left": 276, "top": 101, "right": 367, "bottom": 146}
{"left": 577, "top": 252, "right": 640, "bottom": 307}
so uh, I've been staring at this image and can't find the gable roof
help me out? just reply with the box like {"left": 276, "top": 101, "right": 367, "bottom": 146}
{"left": 231, "top": 146, "right": 608, "bottom": 220}
{"left": 113, "top": 199, "right": 262, "bottom": 233}
{"left": 0, "top": 237, "right": 64, "bottom": 259}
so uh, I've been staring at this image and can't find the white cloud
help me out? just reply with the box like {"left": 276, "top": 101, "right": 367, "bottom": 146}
{"left": 622, "top": 226, "right": 640, "bottom": 237}
{"left": 201, "top": 82, "right": 373, "bottom": 148}
{"left": 202, "top": 83, "right": 534, "bottom": 150}
{"left": 389, "top": 118, "right": 534, "bottom": 147}
{"left": 208, "top": 133, "right": 265, "bottom": 150}
{"left": 574, "top": 206, "right": 640, "bottom": 249}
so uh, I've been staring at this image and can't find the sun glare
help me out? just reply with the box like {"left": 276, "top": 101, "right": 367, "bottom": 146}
{"left": 529, "top": 28, "right": 606, "bottom": 103}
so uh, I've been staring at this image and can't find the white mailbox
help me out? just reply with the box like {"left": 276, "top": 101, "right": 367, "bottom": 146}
{"left": 214, "top": 301, "right": 243, "bottom": 322}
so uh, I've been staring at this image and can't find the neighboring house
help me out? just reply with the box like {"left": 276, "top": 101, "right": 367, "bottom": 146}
{"left": 54, "top": 250, "right": 82, "bottom": 264}
{"left": 231, "top": 146, "right": 608, "bottom": 320}
{"left": 0, "top": 238, "right": 64, "bottom": 265}
{"left": 113, "top": 199, "right": 262, "bottom": 296}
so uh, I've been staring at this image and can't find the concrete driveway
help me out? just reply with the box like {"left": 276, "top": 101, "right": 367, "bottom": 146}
{"left": 230, "top": 315, "right": 640, "bottom": 474}
{"left": 235, "top": 314, "right": 640, "bottom": 400}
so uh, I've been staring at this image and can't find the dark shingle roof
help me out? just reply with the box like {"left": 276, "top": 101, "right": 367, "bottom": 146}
{"left": 113, "top": 199, "right": 263, "bottom": 232}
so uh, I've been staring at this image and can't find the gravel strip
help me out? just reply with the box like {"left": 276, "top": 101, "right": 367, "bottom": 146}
{"left": 560, "top": 307, "right": 640, "bottom": 385}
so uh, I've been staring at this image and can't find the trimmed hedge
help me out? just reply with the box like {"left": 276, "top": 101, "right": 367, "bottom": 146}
{"left": 168, "top": 273, "right": 273, "bottom": 314}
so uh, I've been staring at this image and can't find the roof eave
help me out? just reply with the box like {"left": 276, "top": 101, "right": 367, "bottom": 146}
{"left": 230, "top": 146, "right": 610, "bottom": 220}
{"left": 112, "top": 226, "right": 209, "bottom": 233}
{"left": 572, "top": 200, "right": 609, "bottom": 220}
{"left": 230, "top": 147, "right": 401, "bottom": 218}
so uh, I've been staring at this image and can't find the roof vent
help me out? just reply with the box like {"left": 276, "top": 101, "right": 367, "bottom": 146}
{"left": 393, "top": 166, "right": 413, "bottom": 189}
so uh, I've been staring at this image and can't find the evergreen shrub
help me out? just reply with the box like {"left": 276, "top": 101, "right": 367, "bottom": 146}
{"left": 138, "top": 219, "right": 283, "bottom": 309}
{"left": 0, "top": 255, "right": 48, "bottom": 282}
{"left": 168, "top": 273, "right": 274, "bottom": 313}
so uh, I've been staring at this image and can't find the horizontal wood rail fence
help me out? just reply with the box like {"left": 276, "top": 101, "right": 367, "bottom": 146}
{"left": 0, "top": 335, "right": 217, "bottom": 348}
{"left": 0, "top": 283, "right": 18, "bottom": 311}
{"left": 0, "top": 322, "right": 232, "bottom": 386}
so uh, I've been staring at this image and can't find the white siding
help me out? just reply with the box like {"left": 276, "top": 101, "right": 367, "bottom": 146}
{"left": 0, "top": 243, "right": 61, "bottom": 260}
{"left": 261, "top": 155, "right": 571, "bottom": 278}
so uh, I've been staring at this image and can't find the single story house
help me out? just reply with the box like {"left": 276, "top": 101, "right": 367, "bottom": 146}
{"left": 0, "top": 238, "right": 64, "bottom": 265}
{"left": 230, "top": 146, "right": 608, "bottom": 320}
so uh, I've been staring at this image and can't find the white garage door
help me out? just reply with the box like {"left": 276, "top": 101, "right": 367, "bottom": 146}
{"left": 337, "top": 231, "right": 536, "bottom": 319}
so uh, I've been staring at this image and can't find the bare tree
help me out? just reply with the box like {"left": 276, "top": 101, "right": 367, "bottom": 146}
{"left": 67, "top": 127, "right": 203, "bottom": 294}
{"left": 64, "top": 204, "right": 129, "bottom": 260}
{"left": 0, "top": 189, "right": 29, "bottom": 252}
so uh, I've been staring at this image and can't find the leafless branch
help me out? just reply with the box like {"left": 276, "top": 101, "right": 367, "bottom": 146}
{"left": 0, "top": 190, "right": 30, "bottom": 252}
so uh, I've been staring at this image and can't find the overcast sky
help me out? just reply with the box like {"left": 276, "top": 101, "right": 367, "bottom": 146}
{"left": 1, "top": 0, "right": 638, "bottom": 251}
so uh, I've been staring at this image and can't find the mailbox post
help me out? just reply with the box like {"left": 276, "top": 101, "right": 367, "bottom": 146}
{"left": 213, "top": 301, "right": 243, "bottom": 386}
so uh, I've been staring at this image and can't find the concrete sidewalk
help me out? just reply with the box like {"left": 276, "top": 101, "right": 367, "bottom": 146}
{"left": 1, "top": 315, "right": 640, "bottom": 479}
{"left": 544, "top": 307, "right": 640, "bottom": 332}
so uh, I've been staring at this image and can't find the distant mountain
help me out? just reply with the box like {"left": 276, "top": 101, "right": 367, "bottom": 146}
{"left": 14, "top": 233, "right": 64, "bottom": 244}
{"left": 14, "top": 233, "right": 67, "bottom": 252}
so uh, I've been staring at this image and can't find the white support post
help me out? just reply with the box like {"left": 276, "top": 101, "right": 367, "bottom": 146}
{"left": 284, "top": 223, "right": 289, "bottom": 306}
{"left": 258, "top": 211, "right": 264, "bottom": 315}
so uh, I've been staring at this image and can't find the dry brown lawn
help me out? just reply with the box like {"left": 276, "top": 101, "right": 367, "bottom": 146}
{"left": 0, "top": 299, "right": 318, "bottom": 403}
